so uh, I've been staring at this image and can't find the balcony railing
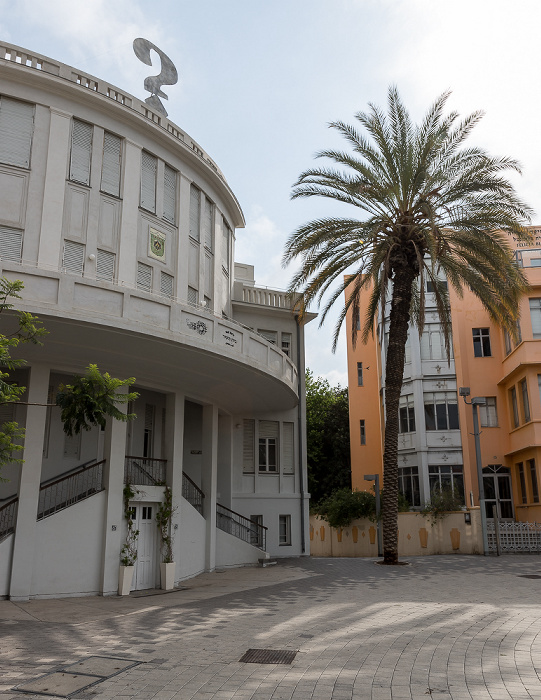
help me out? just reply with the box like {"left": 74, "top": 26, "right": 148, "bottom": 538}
{"left": 37, "top": 460, "right": 105, "bottom": 520}
{"left": 0, "top": 496, "right": 17, "bottom": 541}
{"left": 216, "top": 503, "right": 267, "bottom": 551}
{"left": 182, "top": 473, "right": 204, "bottom": 515}
{"left": 124, "top": 456, "right": 167, "bottom": 485}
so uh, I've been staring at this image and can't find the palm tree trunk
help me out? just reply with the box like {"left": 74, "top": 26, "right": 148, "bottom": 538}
{"left": 382, "top": 266, "right": 416, "bottom": 564}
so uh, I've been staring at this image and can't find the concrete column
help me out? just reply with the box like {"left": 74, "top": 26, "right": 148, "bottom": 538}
{"left": 165, "top": 391, "right": 185, "bottom": 568}
{"left": 100, "top": 398, "right": 128, "bottom": 595}
{"left": 9, "top": 364, "right": 50, "bottom": 601}
{"left": 201, "top": 404, "right": 218, "bottom": 572}
{"left": 217, "top": 414, "right": 232, "bottom": 509}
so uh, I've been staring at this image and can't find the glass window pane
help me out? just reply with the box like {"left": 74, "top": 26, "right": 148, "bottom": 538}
{"left": 436, "top": 403, "right": 447, "bottom": 430}
{"left": 425, "top": 404, "right": 435, "bottom": 430}
{"left": 448, "top": 403, "right": 459, "bottom": 430}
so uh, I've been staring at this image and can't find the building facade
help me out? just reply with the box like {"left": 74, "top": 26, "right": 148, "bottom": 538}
{"left": 0, "top": 42, "right": 311, "bottom": 600}
{"left": 347, "top": 226, "right": 541, "bottom": 524}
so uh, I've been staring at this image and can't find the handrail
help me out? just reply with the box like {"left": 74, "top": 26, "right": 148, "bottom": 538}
{"left": 216, "top": 503, "right": 267, "bottom": 551}
{"left": 37, "top": 459, "right": 105, "bottom": 520}
{"left": 182, "top": 473, "right": 204, "bottom": 515}
{"left": 0, "top": 496, "right": 17, "bottom": 541}
{"left": 124, "top": 456, "right": 167, "bottom": 486}
{"left": 39, "top": 459, "right": 97, "bottom": 488}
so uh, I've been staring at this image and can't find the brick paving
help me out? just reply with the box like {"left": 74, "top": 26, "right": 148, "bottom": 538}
{"left": 2, "top": 556, "right": 541, "bottom": 699}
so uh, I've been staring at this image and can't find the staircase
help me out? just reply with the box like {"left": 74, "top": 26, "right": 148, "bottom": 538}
{"left": 37, "top": 459, "right": 105, "bottom": 520}
{"left": 216, "top": 503, "right": 268, "bottom": 551}
{"left": 0, "top": 496, "right": 17, "bottom": 542}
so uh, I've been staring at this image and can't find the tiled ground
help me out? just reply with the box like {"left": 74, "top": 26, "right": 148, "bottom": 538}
{"left": 2, "top": 556, "right": 541, "bottom": 699}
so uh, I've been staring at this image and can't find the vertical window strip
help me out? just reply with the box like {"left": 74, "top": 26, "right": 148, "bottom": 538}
{"left": 357, "top": 362, "right": 363, "bottom": 386}
{"left": 243, "top": 419, "right": 255, "bottom": 473}
{"left": 101, "top": 131, "right": 121, "bottom": 196}
{"left": 521, "top": 379, "right": 531, "bottom": 422}
{"left": 222, "top": 218, "right": 231, "bottom": 272}
{"left": 140, "top": 151, "right": 157, "bottom": 212}
{"left": 137, "top": 261, "right": 152, "bottom": 292}
{"left": 518, "top": 462, "right": 527, "bottom": 504}
{"left": 203, "top": 197, "right": 213, "bottom": 250}
{"left": 160, "top": 272, "right": 174, "bottom": 298}
{"left": 0, "top": 97, "right": 34, "bottom": 168}
{"left": 281, "top": 333, "right": 292, "bottom": 357}
{"left": 62, "top": 240, "right": 85, "bottom": 274}
{"left": 96, "top": 249, "right": 115, "bottom": 281}
{"left": 189, "top": 185, "right": 201, "bottom": 241}
{"left": 163, "top": 165, "right": 177, "bottom": 223}
{"left": 510, "top": 386, "right": 520, "bottom": 428}
{"left": 0, "top": 226, "right": 23, "bottom": 262}
{"left": 282, "top": 422, "right": 294, "bottom": 474}
{"left": 530, "top": 298, "right": 541, "bottom": 339}
{"left": 187, "top": 286, "right": 198, "bottom": 305}
{"left": 70, "top": 120, "right": 93, "bottom": 185}
{"left": 529, "top": 459, "right": 539, "bottom": 503}
{"left": 360, "top": 419, "right": 366, "bottom": 445}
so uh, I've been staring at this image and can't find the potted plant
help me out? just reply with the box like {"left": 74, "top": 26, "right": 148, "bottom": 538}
{"left": 156, "top": 486, "right": 176, "bottom": 590}
{"left": 118, "top": 484, "right": 139, "bottom": 595}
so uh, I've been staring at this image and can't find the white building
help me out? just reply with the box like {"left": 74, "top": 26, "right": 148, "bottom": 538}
{"left": 0, "top": 42, "right": 312, "bottom": 601}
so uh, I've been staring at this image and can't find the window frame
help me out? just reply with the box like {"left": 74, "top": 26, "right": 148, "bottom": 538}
{"left": 472, "top": 328, "right": 492, "bottom": 358}
{"left": 399, "top": 395, "right": 416, "bottom": 433}
{"left": 279, "top": 514, "right": 291, "bottom": 546}
{"left": 424, "top": 392, "right": 459, "bottom": 431}
{"left": 360, "top": 419, "right": 366, "bottom": 445}
{"left": 520, "top": 378, "right": 531, "bottom": 423}
{"left": 479, "top": 397, "right": 498, "bottom": 428}
{"left": 357, "top": 362, "right": 363, "bottom": 386}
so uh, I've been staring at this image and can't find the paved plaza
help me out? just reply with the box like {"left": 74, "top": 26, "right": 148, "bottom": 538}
{"left": 2, "top": 555, "right": 541, "bottom": 699}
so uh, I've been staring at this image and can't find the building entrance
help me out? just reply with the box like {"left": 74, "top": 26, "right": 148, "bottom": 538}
{"left": 483, "top": 465, "right": 514, "bottom": 520}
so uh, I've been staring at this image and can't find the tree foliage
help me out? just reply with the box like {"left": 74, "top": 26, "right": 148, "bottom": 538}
{"left": 316, "top": 487, "right": 375, "bottom": 528}
{"left": 305, "top": 369, "right": 351, "bottom": 504}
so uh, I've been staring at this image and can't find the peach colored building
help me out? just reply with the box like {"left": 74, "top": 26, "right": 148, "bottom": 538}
{"left": 347, "top": 225, "right": 541, "bottom": 523}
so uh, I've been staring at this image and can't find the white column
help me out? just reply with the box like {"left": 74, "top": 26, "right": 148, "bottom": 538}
{"left": 9, "top": 364, "right": 50, "bottom": 601}
{"left": 201, "top": 404, "right": 218, "bottom": 572}
{"left": 100, "top": 398, "right": 128, "bottom": 595}
{"left": 165, "top": 391, "right": 184, "bottom": 569}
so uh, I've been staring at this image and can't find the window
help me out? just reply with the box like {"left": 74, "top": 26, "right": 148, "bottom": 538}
{"left": 243, "top": 419, "right": 255, "bottom": 473}
{"left": 420, "top": 324, "right": 451, "bottom": 360}
{"left": 70, "top": 120, "right": 92, "bottom": 185}
{"left": 354, "top": 310, "right": 361, "bottom": 331}
{"left": 163, "top": 165, "right": 177, "bottom": 224}
{"left": 160, "top": 272, "right": 174, "bottom": 298}
{"left": 0, "top": 97, "right": 34, "bottom": 168}
{"left": 96, "top": 249, "right": 115, "bottom": 281}
{"left": 258, "top": 329, "right": 277, "bottom": 345}
{"left": 426, "top": 279, "right": 448, "bottom": 293}
{"left": 140, "top": 151, "right": 157, "bottom": 213}
{"left": 479, "top": 397, "right": 498, "bottom": 427}
{"left": 189, "top": 185, "right": 201, "bottom": 241}
{"left": 101, "top": 131, "right": 121, "bottom": 197}
{"left": 529, "top": 459, "right": 539, "bottom": 503}
{"left": 360, "top": 419, "right": 366, "bottom": 445}
{"left": 187, "top": 286, "right": 198, "bottom": 305}
{"left": 510, "top": 386, "right": 519, "bottom": 428}
{"left": 504, "top": 329, "right": 512, "bottom": 356}
{"left": 428, "top": 465, "right": 464, "bottom": 503}
{"left": 517, "top": 462, "right": 527, "bottom": 504}
{"left": 137, "top": 262, "right": 152, "bottom": 292}
{"left": 279, "top": 514, "right": 291, "bottom": 545}
{"left": 222, "top": 218, "right": 231, "bottom": 274}
{"left": 143, "top": 404, "right": 155, "bottom": 458}
{"left": 62, "top": 240, "right": 85, "bottom": 274}
{"left": 63, "top": 431, "right": 82, "bottom": 459}
{"left": 281, "top": 333, "right": 292, "bottom": 357}
{"left": 399, "top": 395, "right": 415, "bottom": 433}
{"left": 530, "top": 298, "right": 541, "bottom": 339}
{"left": 398, "top": 466, "right": 420, "bottom": 507}
{"left": 259, "top": 420, "right": 279, "bottom": 472}
{"left": 520, "top": 379, "right": 531, "bottom": 423}
{"left": 202, "top": 196, "right": 213, "bottom": 250}
{"left": 357, "top": 362, "right": 363, "bottom": 386}
{"left": 472, "top": 328, "right": 491, "bottom": 357}
{"left": 282, "top": 422, "right": 294, "bottom": 474}
{"left": 424, "top": 392, "right": 459, "bottom": 430}
{"left": 0, "top": 226, "right": 23, "bottom": 262}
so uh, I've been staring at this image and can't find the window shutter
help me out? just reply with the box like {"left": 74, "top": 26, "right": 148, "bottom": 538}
{"left": 137, "top": 262, "right": 152, "bottom": 292}
{"left": 222, "top": 219, "right": 230, "bottom": 272}
{"left": 530, "top": 299, "right": 541, "bottom": 339}
{"left": 259, "top": 420, "right": 279, "bottom": 439}
{"left": 62, "top": 240, "right": 85, "bottom": 274}
{"left": 0, "top": 402, "right": 15, "bottom": 425}
{"left": 140, "top": 151, "right": 157, "bottom": 212}
{"left": 96, "top": 249, "right": 115, "bottom": 281}
{"left": 0, "top": 226, "right": 23, "bottom": 262}
{"left": 63, "top": 431, "right": 81, "bottom": 459}
{"left": 243, "top": 419, "right": 255, "bottom": 473}
{"left": 189, "top": 185, "right": 201, "bottom": 241}
{"left": 160, "top": 272, "right": 174, "bottom": 298}
{"left": 163, "top": 165, "right": 177, "bottom": 223}
{"left": 203, "top": 197, "right": 213, "bottom": 250}
{"left": 282, "top": 422, "right": 294, "bottom": 474}
{"left": 187, "top": 286, "right": 198, "bottom": 305}
{"left": 69, "top": 120, "right": 93, "bottom": 185}
{"left": 101, "top": 131, "right": 121, "bottom": 196}
{"left": 0, "top": 97, "right": 34, "bottom": 168}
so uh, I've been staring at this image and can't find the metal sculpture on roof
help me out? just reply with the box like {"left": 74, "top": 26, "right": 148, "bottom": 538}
{"left": 133, "top": 38, "right": 178, "bottom": 117}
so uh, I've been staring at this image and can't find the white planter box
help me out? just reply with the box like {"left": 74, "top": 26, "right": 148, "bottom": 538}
{"left": 118, "top": 565, "right": 134, "bottom": 596}
{"left": 160, "top": 562, "right": 175, "bottom": 590}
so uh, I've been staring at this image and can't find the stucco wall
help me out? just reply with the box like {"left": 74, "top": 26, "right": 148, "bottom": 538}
{"left": 215, "top": 528, "right": 264, "bottom": 568}
{"left": 177, "top": 498, "right": 206, "bottom": 581}
{"left": 0, "top": 534, "right": 14, "bottom": 596}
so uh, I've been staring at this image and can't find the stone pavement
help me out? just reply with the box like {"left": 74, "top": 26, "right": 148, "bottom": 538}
{"left": 2, "top": 555, "right": 541, "bottom": 700}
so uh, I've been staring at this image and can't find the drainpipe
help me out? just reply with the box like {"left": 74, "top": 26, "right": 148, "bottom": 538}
{"left": 295, "top": 315, "right": 306, "bottom": 554}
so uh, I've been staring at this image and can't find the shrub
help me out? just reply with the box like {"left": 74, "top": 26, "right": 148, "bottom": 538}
{"left": 315, "top": 488, "right": 376, "bottom": 529}
{"left": 421, "top": 485, "right": 464, "bottom": 525}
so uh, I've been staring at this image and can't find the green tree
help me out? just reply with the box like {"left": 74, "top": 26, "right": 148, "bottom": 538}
{"left": 284, "top": 87, "right": 532, "bottom": 564}
{"left": 305, "top": 369, "right": 351, "bottom": 504}
{"left": 0, "top": 277, "right": 138, "bottom": 476}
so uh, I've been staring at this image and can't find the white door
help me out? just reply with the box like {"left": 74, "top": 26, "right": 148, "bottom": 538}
{"left": 132, "top": 503, "right": 158, "bottom": 590}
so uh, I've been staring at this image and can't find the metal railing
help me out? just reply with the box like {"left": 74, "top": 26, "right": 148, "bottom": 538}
{"left": 182, "top": 473, "right": 204, "bottom": 515}
{"left": 37, "top": 460, "right": 105, "bottom": 520}
{"left": 0, "top": 496, "right": 17, "bottom": 541}
{"left": 124, "top": 456, "right": 167, "bottom": 485}
{"left": 487, "top": 520, "right": 541, "bottom": 553}
{"left": 216, "top": 503, "right": 267, "bottom": 551}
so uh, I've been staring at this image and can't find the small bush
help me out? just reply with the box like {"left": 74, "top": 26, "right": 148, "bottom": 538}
{"left": 421, "top": 485, "right": 464, "bottom": 525}
{"left": 315, "top": 488, "right": 376, "bottom": 529}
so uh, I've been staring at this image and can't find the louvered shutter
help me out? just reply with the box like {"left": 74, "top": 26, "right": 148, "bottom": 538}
{"left": 62, "top": 240, "right": 85, "bottom": 274}
{"left": 189, "top": 185, "right": 201, "bottom": 241}
{"left": 259, "top": 420, "right": 279, "bottom": 440}
{"left": 0, "top": 226, "right": 22, "bottom": 262}
{"left": 163, "top": 165, "right": 177, "bottom": 223}
{"left": 0, "top": 97, "right": 34, "bottom": 168}
{"left": 96, "top": 249, "right": 115, "bottom": 281}
{"left": 222, "top": 219, "right": 230, "bottom": 272}
{"left": 69, "top": 120, "right": 92, "bottom": 185}
{"left": 243, "top": 419, "right": 255, "bottom": 473}
{"left": 203, "top": 197, "right": 213, "bottom": 250}
{"left": 187, "top": 286, "right": 198, "bottom": 305}
{"left": 160, "top": 272, "right": 174, "bottom": 298}
{"left": 137, "top": 262, "right": 152, "bottom": 292}
{"left": 63, "top": 431, "right": 81, "bottom": 459}
{"left": 101, "top": 132, "right": 121, "bottom": 197}
{"left": 140, "top": 151, "right": 157, "bottom": 212}
{"left": 0, "top": 402, "right": 15, "bottom": 425}
{"left": 282, "top": 422, "right": 294, "bottom": 474}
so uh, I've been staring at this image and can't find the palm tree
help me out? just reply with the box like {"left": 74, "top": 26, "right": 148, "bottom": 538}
{"left": 283, "top": 87, "right": 532, "bottom": 564}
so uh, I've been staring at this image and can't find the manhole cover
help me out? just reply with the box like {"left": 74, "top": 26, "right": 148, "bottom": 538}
{"left": 518, "top": 574, "right": 541, "bottom": 579}
{"left": 239, "top": 649, "right": 297, "bottom": 664}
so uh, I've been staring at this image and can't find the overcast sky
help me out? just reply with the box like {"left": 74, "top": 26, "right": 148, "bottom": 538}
{"left": 1, "top": 0, "right": 540, "bottom": 386}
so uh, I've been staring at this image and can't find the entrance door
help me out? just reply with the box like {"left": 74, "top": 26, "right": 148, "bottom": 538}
{"left": 483, "top": 465, "right": 514, "bottom": 520}
{"left": 131, "top": 503, "right": 158, "bottom": 590}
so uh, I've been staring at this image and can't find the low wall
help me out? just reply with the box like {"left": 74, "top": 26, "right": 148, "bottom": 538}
{"left": 309, "top": 508, "right": 483, "bottom": 557}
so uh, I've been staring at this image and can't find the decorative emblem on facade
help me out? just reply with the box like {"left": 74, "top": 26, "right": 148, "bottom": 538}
{"left": 435, "top": 380, "right": 447, "bottom": 389}
{"left": 186, "top": 319, "right": 207, "bottom": 335}
{"left": 435, "top": 364, "right": 442, "bottom": 374}
{"left": 223, "top": 329, "right": 237, "bottom": 347}
{"left": 148, "top": 227, "right": 166, "bottom": 261}
{"left": 441, "top": 454, "right": 449, "bottom": 461}
{"left": 439, "top": 435, "right": 449, "bottom": 443}
{"left": 133, "top": 38, "right": 178, "bottom": 117}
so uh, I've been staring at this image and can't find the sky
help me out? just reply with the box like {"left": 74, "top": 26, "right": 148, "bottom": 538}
{"left": 1, "top": 0, "right": 540, "bottom": 387}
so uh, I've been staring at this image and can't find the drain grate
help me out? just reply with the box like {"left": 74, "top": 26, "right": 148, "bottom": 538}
{"left": 239, "top": 649, "right": 297, "bottom": 664}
